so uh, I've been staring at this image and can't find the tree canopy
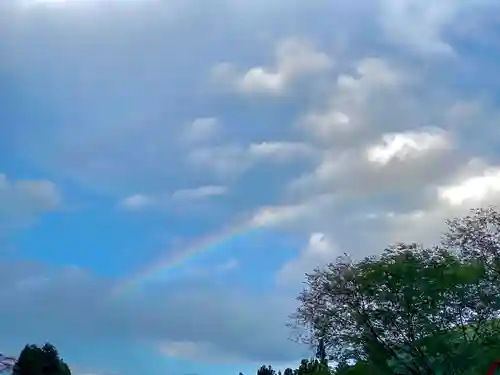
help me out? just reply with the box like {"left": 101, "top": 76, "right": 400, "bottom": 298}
{"left": 12, "top": 343, "right": 71, "bottom": 375}
{"left": 247, "top": 208, "right": 500, "bottom": 375}
{"left": 288, "top": 207, "right": 500, "bottom": 375}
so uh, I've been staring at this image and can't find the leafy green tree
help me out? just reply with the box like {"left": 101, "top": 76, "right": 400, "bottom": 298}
{"left": 257, "top": 365, "right": 276, "bottom": 375}
{"left": 335, "top": 360, "right": 380, "bottom": 375}
{"left": 294, "top": 359, "right": 330, "bottom": 375}
{"left": 291, "top": 243, "right": 500, "bottom": 375}
{"left": 444, "top": 206, "right": 500, "bottom": 282}
{"left": 13, "top": 343, "right": 71, "bottom": 375}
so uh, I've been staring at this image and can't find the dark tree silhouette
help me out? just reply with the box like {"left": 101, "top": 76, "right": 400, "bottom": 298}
{"left": 316, "top": 338, "right": 327, "bottom": 365}
{"left": 13, "top": 343, "right": 71, "bottom": 375}
{"left": 257, "top": 365, "right": 276, "bottom": 375}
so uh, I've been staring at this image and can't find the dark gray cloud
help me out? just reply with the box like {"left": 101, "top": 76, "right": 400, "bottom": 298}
{"left": 0, "top": 260, "right": 306, "bottom": 363}
{"left": 0, "top": 0, "right": 376, "bottom": 194}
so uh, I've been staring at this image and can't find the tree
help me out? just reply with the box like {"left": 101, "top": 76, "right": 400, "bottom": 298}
{"left": 445, "top": 206, "right": 500, "bottom": 282}
{"left": 442, "top": 206, "right": 500, "bottom": 374}
{"left": 257, "top": 365, "right": 276, "bottom": 375}
{"left": 315, "top": 338, "right": 327, "bottom": 365}
{"left": 335, "top": 360, "right": 377, "bottom": 375}
{"left": 13, "top": 343, "right": 71, "bottom": 375}
{"left": 291, "top": 243, "right": 500, "bottom": 375}
{"left": 294, "top": 359, "right": 330, "bottom": 375}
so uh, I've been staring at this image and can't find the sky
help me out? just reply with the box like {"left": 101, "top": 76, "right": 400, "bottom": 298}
{"left": 2, "top": 0, "right": 500, "bottom": 374}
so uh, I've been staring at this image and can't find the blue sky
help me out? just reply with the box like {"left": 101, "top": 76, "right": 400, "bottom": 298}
{"left": 2, "top": 0, "right": 500, "bottom": 375}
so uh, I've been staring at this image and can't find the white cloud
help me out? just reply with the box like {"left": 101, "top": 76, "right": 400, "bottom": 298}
{"left": 249, "top": 193, "right": 337, "bottom": 232}
{"left": 187, "top": 145, "right": 254, "bottom": 177}
{"left": 0, "top": 174, "right": 60, "bottom": 210}
{"left": 250, "top": 203, "right": 311, "bottom": 229}
{"left": 337, "top": 57, "right": 403, "bottom": 95}
{"left": 366, "top": 159, "right": 500, "bottom": 246}
{"left": 365, "top": 128, "right": 452, "bottom": 165}
{"left": 378, "top": 0, "right": 458, "bottom": 55}
{"left": 438, "top": 165, "right": 500, "bottom": 206}
{"left": 158, "top": 340, "right": 245, "bottom": 364}
{"left": 280, "top": 128, "right": 459, "bottom": 254}
{"left": 120, "top": 193, "right": 154, "bottom": 211}
{"left": 121, "top": 185, "right": 228, "bottom": 211}
{"left": 300, "top": 110, "right": 351, "bottom": 139}
{"left": 433, "top": 159, "right": 500, "bottom": 209}
{"left": 276, "top": 232, "right": 336, "bottom": 286}
{"left": 290, "top": 127, "right": 455, "bottom": 199}
{"left": 379, "top": 0, "right": 500, "bottom": 56}
{"left": 181, "top": 117, "right": 220, "bottom": 145}
{"left": 188, "top": 141, "right": 317, "bottom": 178}
{"left": 157, "top": 335, "right": 303, "bottom": 367}
{"left": 248, "top": 142, "right": 316, "bottom": 162}
{"left": 299, "top": 58, "right": 405, "bottom": 142}
{"left": 212, "top": 38, "right": 332, "bottom": 96}
{"left": 0, "top": 174, "right": 61, "bottom": 233}
{"left": 171, "top": 185, "right": 228, "bottom": 201}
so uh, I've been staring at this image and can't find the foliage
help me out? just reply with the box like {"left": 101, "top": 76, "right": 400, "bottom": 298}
{"left": 258, "top": 365, "right": 277, "bottom": 375}
{"left": 289, "top": 207, "right": 500, "bottom": 375}
{"left": 13, "top": 343, "right": 71, "bottom": 375}
{"left": 294, "top": 359, "right": 330, "bottom": 375}
{"left": 444, "top": 206, "right": 500, "bottom": 282}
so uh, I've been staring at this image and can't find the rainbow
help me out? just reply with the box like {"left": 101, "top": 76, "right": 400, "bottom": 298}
{"left": 113, "top": 219, "right": 260, "bottom": 295}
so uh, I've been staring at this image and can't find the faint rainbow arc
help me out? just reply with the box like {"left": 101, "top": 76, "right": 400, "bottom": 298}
{"left": 113, "top": 219, "right": 259, "bottom": 295}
